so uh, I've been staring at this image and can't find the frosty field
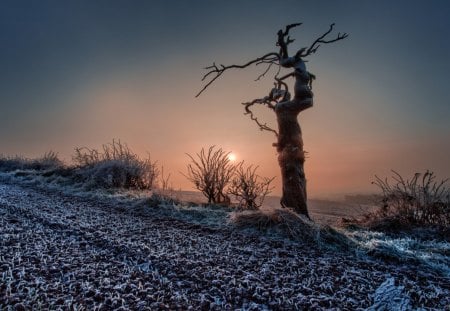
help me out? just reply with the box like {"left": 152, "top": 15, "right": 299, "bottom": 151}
{"left": 0, "top": 177, "right": 449, "bottom": 310}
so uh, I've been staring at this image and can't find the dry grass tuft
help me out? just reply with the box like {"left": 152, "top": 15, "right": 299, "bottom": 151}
{"left": 231, "top": 209, "right": 352, "bottom": 249}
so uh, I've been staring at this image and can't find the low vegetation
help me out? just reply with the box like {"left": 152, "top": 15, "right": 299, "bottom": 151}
{"left": 1, "top": 140, "right": 159, "bottom": 191}
{"left": 228, "top": 162, "right": 274, "bottom": 210}
{"left": 184, "top": 146, "right": 275, "bottom": 208}
{"left": 0, "top": 151, "right": 63, "bottom": 172}
{"left": 72, "top": 139, "right": 159, "bottom": 190}
{"left": 231, "top": 209, "right": 352, "bottom": 250}
{"left": 1, "top": 149, "right": 449, "bottom": 277}
{"left": 364, "top": 170, "right": 449, "bottom": 230}
{"left": 2, "top": 182, "right": 447, "bottom": 309}
{"left": 184, "top": 146, "right": 234, "bottom": 204}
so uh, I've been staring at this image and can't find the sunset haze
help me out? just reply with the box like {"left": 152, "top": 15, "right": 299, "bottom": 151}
{"left": 1, "top": 0, "right": 449, "bottom": 198}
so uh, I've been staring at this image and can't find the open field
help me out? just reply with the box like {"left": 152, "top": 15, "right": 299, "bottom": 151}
{"left": 1, "top": 174, "right": 449, "bottom": 310}
{"left": 177, "top": 191, "right": 378, "bottom": 226}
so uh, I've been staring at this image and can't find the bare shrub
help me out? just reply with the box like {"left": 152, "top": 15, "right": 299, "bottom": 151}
{"left": 73, "top": 139, "right": 135, "bottom": 166}
{"left": 228, "top": 162, "right": 274, "bottom": 209}
{"left": 184, "top": 146, "right": 235, "bottom": 204}
{"left": 371, "top": 170, "right": 449, "bottom": 228}
{"left": 158, "top": 166, "right": 172, "bottom": 192}
{"left": 72, "top": 139, "right": 159, "bottom": 190}
{"left": 30, "top": 151, "right": 63, "bottom": 170}
{"left": 152, "top": 166, "right": 180, "bottom": 203}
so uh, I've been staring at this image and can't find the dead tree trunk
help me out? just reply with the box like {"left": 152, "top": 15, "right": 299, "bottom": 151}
{"left": 196, "top": 23, "right": 347, "bottom": 218}
{"left": 275, "top": 69, "right": 313, "bottom": 216}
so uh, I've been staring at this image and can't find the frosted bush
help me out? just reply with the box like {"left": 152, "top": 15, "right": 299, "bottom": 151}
{"left": 371, "top": 170, "right": 449, "bottom": 227}
{"left": 73, "top": 140, "right": 158, "bottom": 190}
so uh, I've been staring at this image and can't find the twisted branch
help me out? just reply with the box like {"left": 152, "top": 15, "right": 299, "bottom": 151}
{"left": 196, "top": 22, "right": 347, "bottom": 99}
{"left": 242, "top": 97, "right": 278, "bottom": 137}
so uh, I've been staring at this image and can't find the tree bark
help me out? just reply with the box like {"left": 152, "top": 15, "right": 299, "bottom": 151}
{"left": 275, "top": 70, "right": 313, "bottom": 217}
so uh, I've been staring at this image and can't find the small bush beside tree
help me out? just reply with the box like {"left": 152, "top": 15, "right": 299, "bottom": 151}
{"left": 184, "top": 146, "right": 275, "bottom": 208}
{"left": 228, "top": 162, "right": 274, "bottom": 210}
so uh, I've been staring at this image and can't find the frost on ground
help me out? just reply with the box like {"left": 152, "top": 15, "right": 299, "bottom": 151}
{"left": 347, "top": 230, "right": 450, "bottom": 278}
{"left": 368, "top": 277, "right": 411, "bottom": 311}
{"left": 0, "top": 177, "right": 449, "bottom": 310}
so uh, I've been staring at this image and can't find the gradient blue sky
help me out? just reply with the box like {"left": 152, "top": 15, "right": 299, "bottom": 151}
{"left": 1, "top": 0, "right": 449, "bottom": 197}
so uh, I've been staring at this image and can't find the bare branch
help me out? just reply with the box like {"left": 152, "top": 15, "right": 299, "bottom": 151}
{"left": 196, "top": 52, "right": 280, "bottom": 97}
{"left": 255, "top": 62, "right": 276, "bottom": 81}
{"left": 255, "top": 55, "right": 279, "bottom": 65}
{"left": 228, "top": 161, "right": 275, "bottom": 209}
{"left": 242, "top": 97, "right": 278, "bottom": 137}
{"left": 183, "top": 146, "right": 235, "bottom": 204}
{"left": 196, "top": 22, "right": 347, "bottom": 97}
{"left": 301, "top": 23, "right": 348, "bottom": 57}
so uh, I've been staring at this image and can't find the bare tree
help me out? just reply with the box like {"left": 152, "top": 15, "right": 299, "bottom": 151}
{"left": 228, "top": 162, "right": 275, "bottom": 210}
{"left": 184, "top": 146, "right": 235, "bottom": 204}
{"left": 196, "top": 23, "right": 347, "bottom": 217}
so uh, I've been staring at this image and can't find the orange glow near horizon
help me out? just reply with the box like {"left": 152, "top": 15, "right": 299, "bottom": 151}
{"left": 1, "top": 3, "right": 449, "bottom": 200}
{"left": 3, "top": 71, "right": 449, "bottom": 200}
{"left": 2, "top": 68, "right": 448, "bottom": 200}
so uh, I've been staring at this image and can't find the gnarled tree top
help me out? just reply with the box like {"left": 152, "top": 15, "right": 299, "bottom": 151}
{"left": 196, "top": 23, "right": 348, "bottom": 98}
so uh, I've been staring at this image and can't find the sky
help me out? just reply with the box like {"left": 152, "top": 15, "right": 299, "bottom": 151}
{"left": 0, "top": 0, "right": 449, "bottom": 198}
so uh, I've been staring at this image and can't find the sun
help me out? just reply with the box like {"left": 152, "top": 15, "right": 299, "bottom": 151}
{"left": 228, "top": 153, "right": 237, "bottom": 162}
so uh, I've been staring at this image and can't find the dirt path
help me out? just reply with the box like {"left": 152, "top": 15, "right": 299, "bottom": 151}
{"left": 0, "top": 183, "right": 448, "bottom": 310}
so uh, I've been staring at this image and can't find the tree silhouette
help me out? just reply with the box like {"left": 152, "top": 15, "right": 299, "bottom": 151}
{"left": 197, "top": 23, "right": 347, "bottom": 217}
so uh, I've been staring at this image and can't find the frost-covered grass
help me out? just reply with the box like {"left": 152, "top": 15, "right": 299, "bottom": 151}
{"left": 1, "top": 181, "right": 449, "bottom": 309}
{"left": 229, "top": 209, "right": 450, "bottom": 276}
{"left": 1, "top": 141, "right": 159, "bottom": 191}
{"left": 230, "top": 209, "right": 354, "bottom": 251}
{"left": 2, "top": 168, "right": 450, "bottom": 309}
{"left": 0, "top": 151, "right": 63, "bottom": 172}
{"left": 1, "top": 166, "right": 449, "bottom": 278}
{"left": 346, "top": 229, "right": 450, "bottom": 277}
{"left": 0, "top": 169, "right": 233, "bottom": 229}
